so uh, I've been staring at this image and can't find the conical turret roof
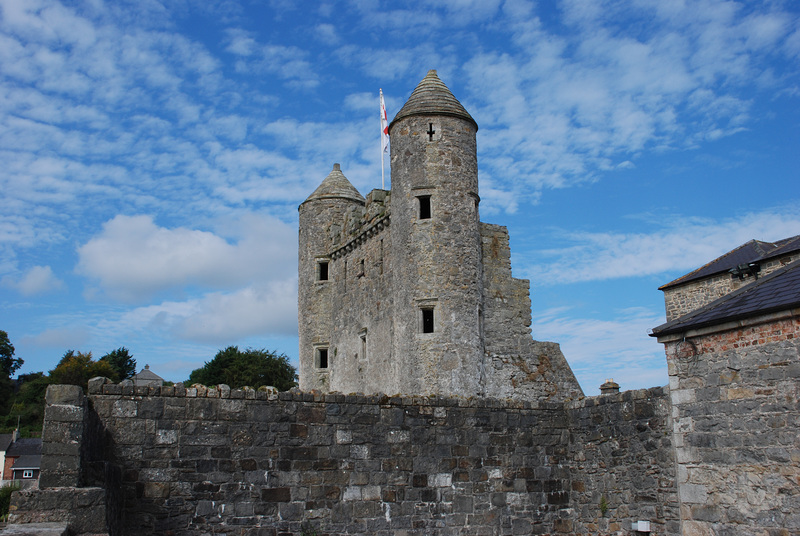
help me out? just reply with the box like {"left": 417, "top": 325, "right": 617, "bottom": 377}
{"left": 388, "top": 70, "right": 478, "bottom": 132}
{"left": 303, "top": 163, "right": 365, "bottom": 204}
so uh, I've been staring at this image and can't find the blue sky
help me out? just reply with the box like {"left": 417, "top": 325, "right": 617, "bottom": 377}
{"left": 1, "top": 0, "right": 799, "bottom": 395}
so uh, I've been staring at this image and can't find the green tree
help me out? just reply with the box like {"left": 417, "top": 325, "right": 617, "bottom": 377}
{"left": 99, "top": 347, "right": 136, "bottom": 381}
{"left": 187, "top": 346, "right": 297, "bottom": 391}
{"left": 49, "top": 350, "right": 117, "bottom": 387}
{"left": 0, "top": 330, "right": 22, "bottom": 377}
{"left": 3, "top": 372, "right": 51, "bottom": 435}
{"left": 0, "top": 330, "right": 23, "bottom": 416}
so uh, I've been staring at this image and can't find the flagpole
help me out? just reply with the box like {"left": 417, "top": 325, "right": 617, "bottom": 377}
{"left": 380, "top": 89, "right": 388, "bottom": 190}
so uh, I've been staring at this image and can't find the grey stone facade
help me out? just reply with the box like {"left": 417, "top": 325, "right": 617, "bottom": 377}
{"left": 298, "top": 70, "right": 582, "bottom": 402}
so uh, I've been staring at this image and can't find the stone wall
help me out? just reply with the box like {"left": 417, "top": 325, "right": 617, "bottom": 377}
{"left": 566, "top": 387, "right": 679, "bottom": 536}
{"left": 9, "top": 384, "right": 112, "bottom": 535}
{"left": 480, "top": 223, "right": 583, "bottom": 402}
{"left": 8, "top": 380, "right": 680, "bottom": 536}
{"left": 662, "top": 316, "right": 800, "bottom": 534}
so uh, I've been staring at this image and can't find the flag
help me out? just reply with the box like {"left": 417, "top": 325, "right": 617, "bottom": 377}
{"left": 380, "top": 89, "right": 389, "bottom": 154}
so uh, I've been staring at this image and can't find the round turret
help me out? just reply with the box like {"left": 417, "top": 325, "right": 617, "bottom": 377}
{"left": 388, "top": 70, "right": 484, "bottom": 397}
{"left": 298, "top": 164, "right": 365, "bottom": 390}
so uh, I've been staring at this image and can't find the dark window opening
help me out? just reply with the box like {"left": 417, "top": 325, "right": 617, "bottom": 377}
{"left": 418, "top": 195, "right": 431, "bottom": 220}
{"left": 317, "top": 348, "right": 329, "bottom": 369}
{"left": 317, "top": 261, "right": 329, "bottom": 281}
{"left": 422, "top": 308, "right": 434, "bottom": 333}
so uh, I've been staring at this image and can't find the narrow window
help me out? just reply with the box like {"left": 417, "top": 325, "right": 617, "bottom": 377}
{"left": 317, "top": 260, "right": 329, "bottom": 281}
{"left": 418, "top": 195, "right": 431, "bottom": 220}
{"left": 316, "top": 348, "right": 329, "bottom": 369}
{"left": 357, "top": 258, "right": 365, "bottom": 277}
{"left": 422, "top": 308, "right": 434, "bottom": 333}
{"left": 360, "top": 333, "right": 367, "bottom": 360}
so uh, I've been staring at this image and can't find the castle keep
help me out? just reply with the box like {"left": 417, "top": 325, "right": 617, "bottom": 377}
{"left": 299, "top": 70, "right": 582, "bottom": 401}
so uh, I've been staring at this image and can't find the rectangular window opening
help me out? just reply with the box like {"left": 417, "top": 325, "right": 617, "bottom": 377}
{"left": 23, "top": 470, "right": 33, "bottom": 479}
{"left": 316, "top": 348, "right": 329, "bottom": 369}
{"left": 360, "top": 333, "right": 367, "bottom": 360}
{"left": 317, "top": 260, "right": 329, "bottom": 281}
{"left": 418, "top": 195, "right": 431, "bottom": 220}
{"left": 422, "top": 308, "right": 435, "bottom": 333}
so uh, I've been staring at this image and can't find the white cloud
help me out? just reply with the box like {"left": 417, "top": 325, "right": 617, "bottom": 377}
{"left": 115, "top": 279, "right": 298, "bottom": 343}
{"left": 3, "top": 265, "right": 64, "bottom": 296}
{"left": 462, "top": 0, "right": 800, "bottom": 209}
{"left": 76, "top": 214, "right": 297, "bottom": 302}
{"left": 526, "top": 207, "right": 800, "bottom": 285}
{"left": 23, "top": 326, "right": 90, "bottom": 350}
{"left": 225, "top": 28, "right": 257, "bottom": 56}
{"left": 534, "top": 306, "right": 668, "bottom": 394}
{"left": 315, "top": 23, "right": 339, "bottom": 45}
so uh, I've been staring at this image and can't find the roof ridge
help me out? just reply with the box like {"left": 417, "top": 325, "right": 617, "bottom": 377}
{"left": 659, "top": 239, "right": 760, "bottom": 290}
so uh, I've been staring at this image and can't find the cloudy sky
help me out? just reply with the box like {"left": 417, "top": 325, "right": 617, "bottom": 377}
{"left": 1, "top": 0, "right": 798, "bottom": 394}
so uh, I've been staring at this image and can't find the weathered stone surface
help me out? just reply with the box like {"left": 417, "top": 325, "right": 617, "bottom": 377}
{"left": 297, "top": 71, "right": 583, "bottom": 402}
{"left": 43, "top": 389, "right": 677, "bottom": 536}
{"left": 44, "top": 384, "right": 83, "bottom": 406}
{"left": 665, "top": 324, "right": 800, "bottom": 534}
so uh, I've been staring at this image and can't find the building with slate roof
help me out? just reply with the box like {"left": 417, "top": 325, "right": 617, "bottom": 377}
{"left": 2, "top": 437, "right": 41, "bottom": 483}
{"left": 0, "top": 432, "right": 14, "bottom": 484}
{"left": 651, "top": 238, "right": 800, "bottom": 535}
{"left": 659, "top": 234, "right": 800, "bottom": 321}
{"left": 298, "top": 70, "right": 583, "bottom": 401}
{"left": 131, "top": 364, "right": 164, "bottom": 387}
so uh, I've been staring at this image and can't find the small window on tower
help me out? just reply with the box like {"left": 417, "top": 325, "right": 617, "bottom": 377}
{"left": 360, "top": 331, "right": 367, "bottom": 360}
{"left": 421, "top": 308, "right": 435, "bottom": 333}
{"left": 316, "top": 347, "right": 329, "bottom": 369}
{"left": 317, "top": 260, "right": 329, "bottom": 281}
{"left": 418, "top": 195, "right": 431, "bottom": 220}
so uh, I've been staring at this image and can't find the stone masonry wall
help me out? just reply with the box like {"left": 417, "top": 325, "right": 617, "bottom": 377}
{"left": 663, "top": 316, "right": 800, "bottom": 535}
{"left": 566, "top": 387, "right": 679, "bottom": 536}
{"left": 62, "top": 380, "right": 677, "bottom": 536}
{"left": 480, "top": 223, "right": 583, "bottom": 402}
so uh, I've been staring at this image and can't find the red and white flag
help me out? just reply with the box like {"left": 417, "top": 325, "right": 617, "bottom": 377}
{"left": 380, "top": 89, "right": 389, "bottom": 154}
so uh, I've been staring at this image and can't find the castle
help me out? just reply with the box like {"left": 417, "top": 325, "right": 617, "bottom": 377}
{"left": 298, "top": 70, "right": 582, "bottom": 402}
{"left": 4, "top": 71, "right": 798, "bottom": 536}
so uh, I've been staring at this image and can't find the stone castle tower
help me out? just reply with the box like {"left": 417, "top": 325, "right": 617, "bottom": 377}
{"left": 299, "top": 70, "right": 583, "bottom": 401}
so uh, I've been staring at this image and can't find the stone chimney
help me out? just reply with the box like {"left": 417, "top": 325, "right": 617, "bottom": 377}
{"left": 600, "top": 379, "right": 620, "bottom": 395}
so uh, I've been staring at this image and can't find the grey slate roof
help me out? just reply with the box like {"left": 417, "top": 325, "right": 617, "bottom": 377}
{"left": 0, "top": 433, "right": 12, "bottom": 451}
{"left": 11, "top": 454, "right": 41, "bottom": 470}
{"left": 652, "top": 259, "right": 800, "bottom": 337}
{"left": 303, "top": 163, "right": 365, "bottom": 205}
{"left": 132, "top": 365, "right": 164, "bottom": 386}
{"left": 388, "top": 70, "right": 478, "bottom": 132}
{"left": 660, "top": 235, "right": 800, "bottom": 290}
{"left": 6, "top": 438, "right": 42, "bottom": 457}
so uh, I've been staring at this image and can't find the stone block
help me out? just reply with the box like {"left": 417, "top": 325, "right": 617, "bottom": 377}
{"left": 45, "top": 384, "right": 84, "bottom": 406}
{"left": 679, "top": 483, "right": 708, "bottom": 504}
{"left": 87, "top": 376, "right": 112, "bottom": 394}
